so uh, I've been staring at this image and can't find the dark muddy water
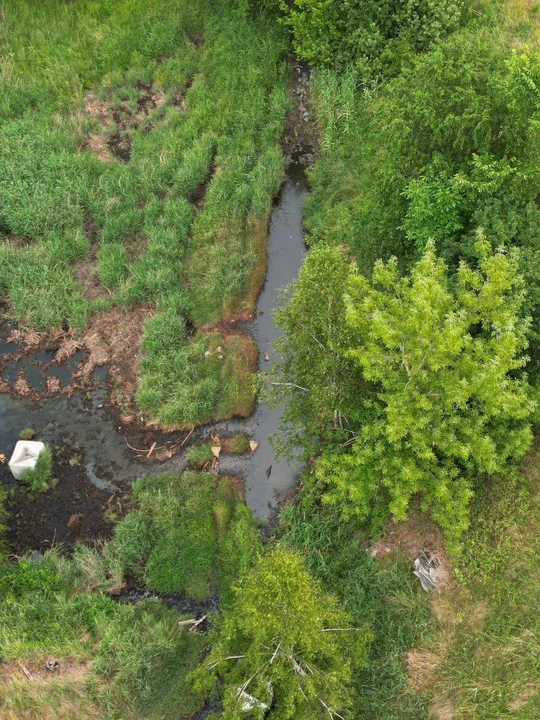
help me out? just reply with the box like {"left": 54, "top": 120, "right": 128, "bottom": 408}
{"left": 218, "top": 161, "right": 308, "bottom": 516}
{"left": 0, "top": 160, "right": 308, "bottom": 527}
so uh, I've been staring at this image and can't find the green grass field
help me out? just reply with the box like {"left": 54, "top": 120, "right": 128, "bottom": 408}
{"left": 2, "top": 1, "right": 540, "bottom": 719}
{"left": 0, "top": 0, "right": 289, "bottom": 426}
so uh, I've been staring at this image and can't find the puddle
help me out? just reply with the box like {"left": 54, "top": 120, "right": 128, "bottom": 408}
{"left": 2, "top": 359, "right": 46, "bottom": 391}
{"left": 0, "top": 391, "right": 144, "bottom": 489}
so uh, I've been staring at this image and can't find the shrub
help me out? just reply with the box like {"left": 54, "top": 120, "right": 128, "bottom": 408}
{"left": 21, "top": 447, "right": 56, "bottom": 494}
{"left": 195, "top": 547, "right": 371, "bottom": 719}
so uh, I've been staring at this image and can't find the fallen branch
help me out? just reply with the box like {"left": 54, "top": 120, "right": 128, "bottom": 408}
{"left": 207, "top": 655, "right": 245, "bottom": 670}
{"left": 269, "top": 382, "right": 309, "bottom": 392}
{"left": 181, "top": 427, "right": 194, "bottom": 447}
{"left": 18, "top": 662, "right": 33, "bottom": 680}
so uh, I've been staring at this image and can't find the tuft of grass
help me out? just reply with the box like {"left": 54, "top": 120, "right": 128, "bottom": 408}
{"left": 187, "top": 443, "right": 215, "bottom": 469}
{"left": 21, "top": 447, "right": 57, "bottom": 494}
{"left": 227, "top": 433, "right": 251, "bottom": 454}
{"left": 18, "top": 428, "right": 35, "bottom": 440}
{"left": 137, "top": 323, "right": 258, "bottom": 428}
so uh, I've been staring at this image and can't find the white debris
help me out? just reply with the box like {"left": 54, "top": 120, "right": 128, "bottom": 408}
{"left": 413, "top": 551, "right": 441, "bottom": 592}
{"left": 238, "top": 691, "right": 268, "bottom": 713}
{"left": 9, "top": 441, "right": 46, "bottom": 480}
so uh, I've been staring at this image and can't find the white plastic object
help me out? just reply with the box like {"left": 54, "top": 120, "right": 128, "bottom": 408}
{"left": 9, "top": 441, "right": 46, "bottom": 480}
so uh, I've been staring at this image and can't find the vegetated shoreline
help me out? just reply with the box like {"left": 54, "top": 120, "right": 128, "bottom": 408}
{"left": 0, "top": 59, "right": 317, "bottom": 554}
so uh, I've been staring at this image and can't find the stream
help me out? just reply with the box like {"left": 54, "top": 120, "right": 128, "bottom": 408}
{"left": 0, "top": 158, "right": 308, "bottom": 543}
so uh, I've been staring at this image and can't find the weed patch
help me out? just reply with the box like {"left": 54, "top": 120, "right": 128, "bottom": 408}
{"left": 105, "top": 471, "right": 261, "bottom": 599}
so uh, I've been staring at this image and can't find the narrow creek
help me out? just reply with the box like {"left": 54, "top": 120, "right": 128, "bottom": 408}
{"left": 0, "top": 157, "right": 308, "bottom": 547}
{"left": 218, "top": 158, "right": 308, "bottom": 516}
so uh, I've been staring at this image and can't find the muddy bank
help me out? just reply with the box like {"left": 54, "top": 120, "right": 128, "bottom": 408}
{"left": 219, "top": 158, "right": 308, "bottom": 516}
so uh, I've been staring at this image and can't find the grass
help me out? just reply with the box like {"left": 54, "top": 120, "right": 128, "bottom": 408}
{"left": 280, "top": 500, "right": 432, "bottom": 719}
{"left": 105, "top": 471, "right": 261, "bottom": 600}
{"left": 0, "top": 0, "right": 290, "bottom": 427}
{"left": 227, "top": 433, "right": 251, "bottom": 454}
{"left": 415, "top": 442, "right": 540, "bottom": 718}
{"left": 0, "top": 555, "right": 207, "bottom": 719}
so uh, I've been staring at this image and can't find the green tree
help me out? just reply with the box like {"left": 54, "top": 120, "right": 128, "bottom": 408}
{"left": 195, "top": 547, "right": 371, "bottom": 719}
{"left": 268, "top": 245, "right": 369, "bottom": 456}
{"left": 284, "top": 0, "right": 463, "bottom": 79}
{"left": 317, "top": 239, "right": 534, "bottom": 550}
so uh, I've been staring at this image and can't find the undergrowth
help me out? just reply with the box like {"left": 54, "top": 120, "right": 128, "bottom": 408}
{"left": 0, "top": 0, "right": 289, "bottom": 426}
{"left": 280, "top": 500, "right": 432, "bottom": 719}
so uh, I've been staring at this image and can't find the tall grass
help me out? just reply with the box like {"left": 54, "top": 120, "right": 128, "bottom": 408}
{"left": 280, "top": 501, "right": 432, "bottom": 718}
{"left": 0, "top": 0, "right": 290, "bottom": 425}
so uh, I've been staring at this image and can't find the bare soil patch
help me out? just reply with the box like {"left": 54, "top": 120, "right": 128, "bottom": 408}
{"left": 75, "top": 218, "right": 109, "bottom": 301}
{"left": 0, "top": 303, "right": 152, "bottom": 412}
{"left": 83, "top": 81, "right": 167, "bottom": 162}
{"left": 405, "top": 648, "right": 442, "bottom": 693}
{"left": 3, "top": 445, "right": 114, "bottom": 555}
{"left": 0, "top": 659, "right": 102, "bottom": 720}
{"left": 371, "top": 510, "right": 452, "bottom": 591}
{"left": 75, "top": 304, "right": 153, "bottom": 406}
{"left": 0, "top": 660, "right": 92, "bottom": 686}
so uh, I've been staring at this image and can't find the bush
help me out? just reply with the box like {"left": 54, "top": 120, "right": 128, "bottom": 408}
{"left": 274, "top": 241, "right": 534, "bottom": 550}
{"left": 196, "top": 546, "right": 371, "bottom": 719}
{"left": 285, "top": 0, "right": 463, "bottom": 79}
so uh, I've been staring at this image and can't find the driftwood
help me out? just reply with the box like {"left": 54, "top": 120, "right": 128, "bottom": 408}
{"left": 178, "top": 615, "right": 207, "bottom": 632}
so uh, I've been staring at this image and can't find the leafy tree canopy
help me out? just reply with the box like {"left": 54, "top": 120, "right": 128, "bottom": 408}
{"left": 272, "top": 241, "right": 534, "bottom": 550}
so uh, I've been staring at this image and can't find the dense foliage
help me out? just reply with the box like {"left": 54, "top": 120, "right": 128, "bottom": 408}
{"left": 196, "top": 547, "right": 371, "bottom": 719}
{"left": 282, "top": 0, "right": 463, "bottom": 80}
{"left": 273, "top": 241, "right": 533, "bottom": 547}
{"left": 305, "top": 28, "right": 540, "bottom": 377}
